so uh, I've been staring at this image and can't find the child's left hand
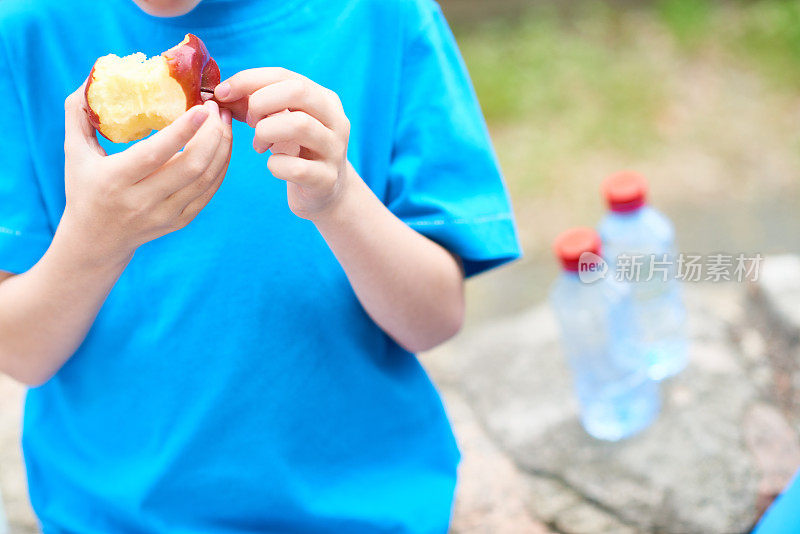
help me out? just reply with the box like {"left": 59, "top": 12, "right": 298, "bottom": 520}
{"left": 214, "top": 68, "right": 352, "bottom": 221}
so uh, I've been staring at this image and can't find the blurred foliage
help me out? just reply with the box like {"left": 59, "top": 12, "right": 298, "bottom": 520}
{"left": 454, "top": 2, "right": 667, "bottom": 195}
{"left": 457, "top": 2, "right": 663, "bottom": 129}
{"left": 656, "top": 0, "right": 712, "bottom": 48}
{"left": 453, "top": 0, "right": 800, "bottom": 197}
{"left": 732, "top": 0, "right": 800, "bottom": 89}
{"left": 657, "top": 0, "right": 800, "bottom": 88}
{"left": 456, "top": 0, "right": 800, "bottom": 115}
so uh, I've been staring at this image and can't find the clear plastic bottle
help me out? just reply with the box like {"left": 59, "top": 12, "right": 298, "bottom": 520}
{"left": 550, "top": 228, "right": 660, "bottom": 441}
{"left": 598, "top": 171, "right": 688, "bottom": 380}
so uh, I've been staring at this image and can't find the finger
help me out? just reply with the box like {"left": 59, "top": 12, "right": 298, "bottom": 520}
{"left": 253, "top": 111, "right": 337, "bottom": 157}
{"left": 215, "top": 97, "right": 249, "bottom": 124}
{"left": 270, "top": 140, "right": 301, "bottom": 158}
{"left": 221, "top": 108, "right": 233, "bottom": 128}
{"left": 267, "top": 153, "right": 335, "bottom": 190}
{"left": 214, "top": 67, "right": 299, "bottom": 103}
{"left": 167, "top": 112, "right": 233, "bottom": 209}
{"left": 113, "top": 104, "right": 210, "bottom": 181}
{"left": 176, "top": 148, "right": 231, "bottom": 227}
{"left": 139, "top": 101, "right": 226, "bottom": 196}
{"left": 64, "top": 82, "right": 105, "bottom": 158}
{"left": 245, "top": 79, "right": 345, "bottom": 130}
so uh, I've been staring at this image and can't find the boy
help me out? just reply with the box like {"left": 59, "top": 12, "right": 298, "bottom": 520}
{"left": 0, "top": 0, "right": 520, "bottom": 531}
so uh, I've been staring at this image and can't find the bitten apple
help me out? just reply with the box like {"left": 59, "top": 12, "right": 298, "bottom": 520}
{"left": 85, "top": 34, "right": 220, "bottom": 143}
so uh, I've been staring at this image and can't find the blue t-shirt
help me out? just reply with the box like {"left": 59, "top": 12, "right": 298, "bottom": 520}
{"left": 0, "top": 0, "right": 521, "bottom": 532}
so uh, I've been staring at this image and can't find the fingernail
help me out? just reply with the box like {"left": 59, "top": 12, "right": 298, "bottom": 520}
{"left": 215, "top": 82, "right": 231, "bottom": 100}
{"left": 222, "top": 109, "right": 232, "bottom": 126}
{"left": 192, "top": 108, "right": 210, "bottom": 127}
{"left": 205, "top": 99, "right": 219, "bottom": 113}
{"left": 253, "top": 138, "right": 269, "bottom": 154}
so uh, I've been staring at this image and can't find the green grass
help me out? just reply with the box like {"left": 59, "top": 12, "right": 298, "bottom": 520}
{"left": 454, "top": 0, "right": 800, "bottom": 198}
{"left": 455, "top": 3, "right": 667, "bottom": 195}
{"left": 731, "top": 0, "right": 800, "bottom": 89}
{"left": 658, "top": 0, "right": 800, "bottom": 89}
{"left": 657, "top": 0, "right": 712, "bottom": 48}
{"left": 457, "top": 3, "right": 664, "bottom": 135}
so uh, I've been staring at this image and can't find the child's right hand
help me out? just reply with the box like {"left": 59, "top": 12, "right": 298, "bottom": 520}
{"left": 60, "top": 84, "right": 233, "bottom": 266}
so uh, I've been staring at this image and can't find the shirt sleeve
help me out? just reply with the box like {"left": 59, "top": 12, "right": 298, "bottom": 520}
{"left": 386, "top": 2, "right": 521, "bottom": 277}
{"left": 0, "top": 35, "right": 53, "bottom": 274}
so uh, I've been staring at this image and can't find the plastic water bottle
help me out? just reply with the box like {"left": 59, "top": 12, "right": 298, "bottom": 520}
{"left": 599, "top": 171, "right": 688, "bottom": 380}
{"left": 550, "top": 228, "right": 660, "bottom": 441}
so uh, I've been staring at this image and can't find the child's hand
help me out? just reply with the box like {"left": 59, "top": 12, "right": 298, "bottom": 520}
{"left": 61, "top": 85, "right": 233, "bottom": 264}
{"left": 214, "top": 68, "right": 351, "bottom": 221}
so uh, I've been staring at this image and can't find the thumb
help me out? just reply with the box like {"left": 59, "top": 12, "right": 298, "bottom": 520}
{"left": 113, "top": 103, "right": 210, "bottom": 181}
{"left": 64, "top": 82, "right": 105, "bottom": 157}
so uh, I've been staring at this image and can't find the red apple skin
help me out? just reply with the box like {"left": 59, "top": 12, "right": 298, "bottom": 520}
{"left": 162, "top": 33, "right": 221, "bottom": 107}
{"left": 84, "top": 64, "right": 110, "bottom": 141}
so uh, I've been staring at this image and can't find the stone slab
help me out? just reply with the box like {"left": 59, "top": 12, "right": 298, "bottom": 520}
{"left": 425, "top": 284, "right": 767, "bottom": 533}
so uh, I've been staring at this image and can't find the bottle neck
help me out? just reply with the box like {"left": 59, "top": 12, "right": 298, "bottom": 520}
{"left": 609, "top": 201, "right": 646, "bottom": 215}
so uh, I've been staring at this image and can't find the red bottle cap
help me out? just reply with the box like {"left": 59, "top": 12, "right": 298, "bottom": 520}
{"left": 602, "top": 170, "right": 648, "bottom": 213}
{"left": 553, "top": 227, "right": 602, "bottom": 272}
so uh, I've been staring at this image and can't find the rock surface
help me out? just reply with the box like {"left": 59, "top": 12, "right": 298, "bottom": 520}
{"left": 747, "top": 255, "right": 800, "bottom": 430}
{"left": 423, "top": 280, "right": 800, "bottom": 533}
{"left": 749, "top": 255, "right": 800, "bottom": 340}
{"left": 441, "top": 390, "right": 550, "bottom": 533}
{"left": 0, "top": 379, "right": 35, "bottom": 534}
{"left": 743, "top": 255, "right": 800, "bottom": 515}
